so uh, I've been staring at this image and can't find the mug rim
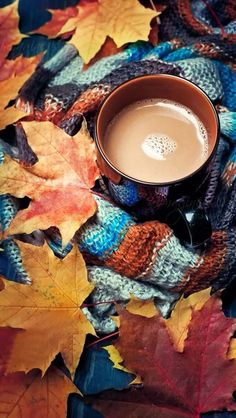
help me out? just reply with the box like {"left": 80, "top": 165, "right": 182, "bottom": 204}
{"left": 95, "top": 74, "right": 220, "bottom": 187}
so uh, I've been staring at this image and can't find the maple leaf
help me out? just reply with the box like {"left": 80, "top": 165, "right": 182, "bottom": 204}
{"left": 165, "top": 288, "right": 236, "bottom": 358}
{"left": 0, "top": 241, "right": 95, "bottom": 375}
{"left": 95, "top": 296, "right": 236, "bottom": 418}
{"left": 0, "top": 121, "right": 99, "bottom": 244}
{"left": 32, "top": 6, "right": 79, "bottom": 37}
{"left": 83, "top": 37, "right": 123, "bottom": 69}
{"left": 165, "top": 288, "right": 211, "bottom": 352}
{"left": 58, "top": 0, "right": 158, "bottom": 63}
{"left": 105, "top": 345, "right": 142, "bottom": 385}
{"left": 126, "top": 296, "right": 157, "bottom": 318}
{"left": 0, "top": 55, "right": 41, "bottom": 129}
{"left": 0, "top": 1, "right": 24, "bottom": 67}
{"left": 0, "top": 327, "right": 22, "bottom": 374}
{"left": 0, "top": 366, "right": 79, "bottom": 417}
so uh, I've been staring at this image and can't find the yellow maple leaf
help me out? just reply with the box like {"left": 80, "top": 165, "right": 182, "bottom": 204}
{"left": 0, "top": 366, "right": 79, "bottom": 417}
{"left": 165, "top": 288, "right": 211, "bottom": 352}
{"left": 0, "top": 121, "right": 100, "bottom": 245}
{"left": 126, "top": 295, "right": 157, "bottom": 318}
{"left": 0, "top": 106, "right": 26, "bottom": 130}
{"left": 0, "top": 241, "right": 95, "bottom": 376}
{"left": 227, "top": 338, "right": 236, "bottom": 359}
{"left": 59, "top": 0, "right": 158, "bottom": 63}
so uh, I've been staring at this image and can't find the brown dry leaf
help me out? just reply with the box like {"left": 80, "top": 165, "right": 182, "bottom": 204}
{"left": 166, "top": 288, "right": 211, "bottom": 352}
{"left": 0, "top": 121, "right": 99, "bottom": 245}
{"left": 0, "top": 241, "right": 95, "bottom": 376}
{"left": 0, "top": 366, "right": 79, "bottom": 418}
{"left": 0, "top": 1, "right": 24, "bottom": 67}
{"left": 126, "top": 296, "right": 157, "bottom": 318}
{"left": 59, "top": 0, "right": 158, "bottom": 63}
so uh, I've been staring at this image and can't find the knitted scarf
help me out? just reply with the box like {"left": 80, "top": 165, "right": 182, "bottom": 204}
{"left": 1, "top": 0, "right": 236, "bottom": 334}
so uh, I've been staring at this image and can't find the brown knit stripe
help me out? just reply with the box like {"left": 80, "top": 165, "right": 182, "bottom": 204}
{"left": 105, "top": 222, "right": 171, "bottom": 278}
{"left": 177, "top": 0, "right": 212, "bottom": 35}
{"left": 63, "top": 85, "right": 111, "bottom": 117}
{"left": 222, "top": 161, "right": 236, "bottom": 186}
{"left": 176, "top": 231, "right": 227, "bottom": 294}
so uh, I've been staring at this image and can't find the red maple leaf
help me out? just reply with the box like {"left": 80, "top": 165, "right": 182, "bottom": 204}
{"left": 95, "top": 296, "right": 236, "bottom": 418}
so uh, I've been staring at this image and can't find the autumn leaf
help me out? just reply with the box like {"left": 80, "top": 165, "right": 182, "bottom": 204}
{"left": 126, "top": 296, "right": 157, "bottom": 318}
{"left": 58, "top": 0, "right": 158, "bottom": 63}
{"left": 0, "top": 241, "right": 95, "bottom": 375}
{"left": 32, "top": 6, "right": 79, "bottom": 37}
{"left": 95, "top": 296, "right": 236, "bottom": 418}
{"left": 0, "top": 1, "right": 24, "bottom": 67}
{"left": 83, "top": 37, "right": 123, "bottom": 69}
{"left": 0, "top": 327, "right": 23, "bottom": 374}
{"left": 228, "top": 338, "right": 236, "bottom": 359}
{"left": 0, "top": 366, "right": 79, "bottom": 418}
{"left": 105, "top": 345, "right": 142, "bottom": 385}
{"left": 0, "top": 55, "right": 42, "bottom": 129}
{"left": 0, "top": 106, "right": 26, "bottom": 130}
{"left": 0, "top": 121, "right": 100, "bottom": 244}
{"left": 165, "top": 288, "right": 211, "bottom": 352}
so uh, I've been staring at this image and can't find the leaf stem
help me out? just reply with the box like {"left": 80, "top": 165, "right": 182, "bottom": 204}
{"left": 86, "top": 331, "right": 119, "bottom": 348}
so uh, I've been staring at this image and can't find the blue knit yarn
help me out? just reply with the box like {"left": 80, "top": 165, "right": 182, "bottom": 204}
{"left": 220, "top": 112, "right": 236, "bottom": 141}
{"left": 145, "top": 41, "right": 176, "bottom": 59}
{"left": 126, "top": 41, "right": 153, "bottom": 61}
{"left": 108, "top": 180, "right": 140, "bottom": 207}
{"left": 214, "top": 62, "right": 236, "bottom": 111}
{"left": 78, "top": 196, "right": 134, "bottom": 259}
{"left": 165, "top": 47, "right": 200, "bottom": 62}
{"left": 0, "top": 195, "right": 18, "bottom": 231}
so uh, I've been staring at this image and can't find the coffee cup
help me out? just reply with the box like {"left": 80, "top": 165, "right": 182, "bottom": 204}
{"left": 95, "top": 74, "right": 219, "bottom": 249}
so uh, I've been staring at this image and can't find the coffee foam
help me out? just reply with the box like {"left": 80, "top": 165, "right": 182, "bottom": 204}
{"left": 142, "top": 134, "right": 177, "bottom": 160}
{"left": 132, "top": 99, "right": 208, "bottom": 157}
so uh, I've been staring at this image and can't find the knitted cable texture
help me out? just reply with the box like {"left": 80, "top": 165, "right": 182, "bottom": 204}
{"left": 1, "top": 0, "right": 236, "bottom": 333}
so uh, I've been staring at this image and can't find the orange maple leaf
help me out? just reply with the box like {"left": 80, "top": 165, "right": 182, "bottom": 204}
{"left": 0, "top": 1, "right": 24, "bottom": 67}
{"left": 0, "top": 2, "right": 42, "bottom": 129}
{"left": 0, "top": 241, "right": 95, "bottom": 375}
{"left": 32, "top": 6, "right": 79, "bottom": 37}
{"left": 0, "top": 366, "right": 79, "bottom": 418}
{"left": 0, "top": 55, "right": 42, "bottom": 129}
{"left": 0, "top": 121, "right": 100, "bottom": 244}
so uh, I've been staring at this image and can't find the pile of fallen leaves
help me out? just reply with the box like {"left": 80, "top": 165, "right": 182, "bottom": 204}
{"left": 0, "top": 1, "right": 236, "bottom": 417}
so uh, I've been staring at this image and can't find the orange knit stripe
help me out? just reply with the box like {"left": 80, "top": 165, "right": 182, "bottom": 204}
{"left": 176, "top": 231, "right": 227, "bottom": 294}
{"left": 105, "top": 222, "right": 171, "bottom": 278}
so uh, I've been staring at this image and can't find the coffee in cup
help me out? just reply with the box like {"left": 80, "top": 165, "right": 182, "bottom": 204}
{"left": 103, "top": 98, "right": 209, "bottom": 183}
{"left": 95, "top": 74, "right": 219, "bottom": 248}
